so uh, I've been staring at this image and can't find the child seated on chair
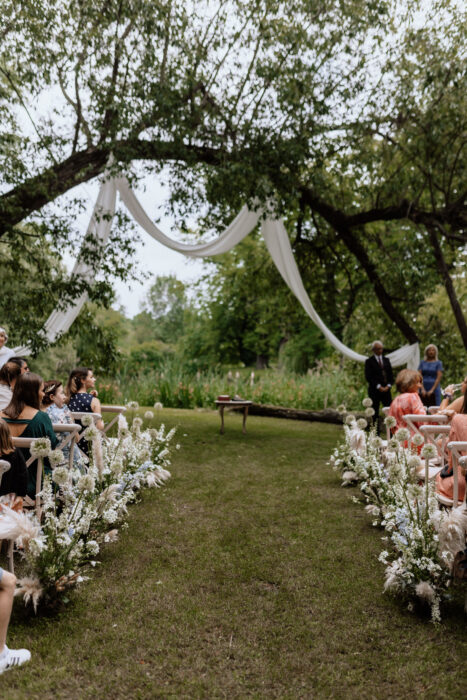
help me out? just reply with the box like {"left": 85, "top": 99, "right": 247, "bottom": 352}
{"left": 42, "top": 381, "right": 86, "bottom": 472}
{"left": 0, "top": 419, "right": 27, "bottom": 501}
{"left": 0, "top": 568, "right": 30, "bottom": 674}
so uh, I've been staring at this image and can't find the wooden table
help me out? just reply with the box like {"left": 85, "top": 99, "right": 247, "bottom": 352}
{"left": 215, "top": 400, "right": 252, "bottom": 434}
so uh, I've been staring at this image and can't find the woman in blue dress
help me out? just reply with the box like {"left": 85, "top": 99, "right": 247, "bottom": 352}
{"left": 418, "top": 344, "right": 443, "bottom": 407}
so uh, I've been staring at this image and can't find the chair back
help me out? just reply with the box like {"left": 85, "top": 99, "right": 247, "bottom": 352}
{"left": 0, "top": 459, "right": 11, "bottom": 488}
{"left": 403, "top": 413, "right": 448, "bottom": 437}
{"left": 100, "top": 405, "right": 127, "bottom": 434}
{"left": 381, "top": 407, "right": 391, "bottom": 441}
{"left": 427, "top": 406, "right": 440, "bottom": 414}
{"left": 0, "top": 459, "right": 14, "bottom": 573}
{"left": 70, "top": 412, "right": 103, "bottom": 458}
{"left": 11, "top": 437, "right": 44, "bottom": 519}
{"left": 447, "top": 441, "right": 467, "bottom": 508}
{"left": 52, "top": 423, "right": 81, "bottom": 470}
{"left": 419, "top": 424, "right": 451, "bottom": 469}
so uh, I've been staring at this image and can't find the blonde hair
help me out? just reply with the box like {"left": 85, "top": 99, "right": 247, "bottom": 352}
{"left": 396, "top": 369, "right": 421, "bottom": 394}
{"left": 423, "top": 344, "right": 438, "bottom": 361}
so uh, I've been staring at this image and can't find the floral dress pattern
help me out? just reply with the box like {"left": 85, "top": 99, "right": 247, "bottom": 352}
{"left": 46, "top": 404, "right": 86, "bottom": 471}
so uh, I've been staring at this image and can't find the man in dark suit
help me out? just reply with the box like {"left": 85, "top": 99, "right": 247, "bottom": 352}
{"left": 364, "top": 340, "right": 394, "bottom": 424}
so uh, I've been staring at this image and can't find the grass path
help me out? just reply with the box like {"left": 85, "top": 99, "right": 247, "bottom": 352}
{"left": 2, "top": 409, "right": 466, "bottom": 698}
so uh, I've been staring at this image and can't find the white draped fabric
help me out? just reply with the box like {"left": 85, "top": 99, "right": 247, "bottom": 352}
{"left": 14, "top": 174, "right": 420, "bottom": 369}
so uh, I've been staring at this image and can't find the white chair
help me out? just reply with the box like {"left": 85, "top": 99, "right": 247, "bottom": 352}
{"left": 428, "top": 406, "right": 440, "bottom": 415}
{"left": 70, "top": 412, "right": 103, "bottom": 458}
{"left": 100, "top": 405, "right": 127, "bottom": 435}
{"left": 443, "top": 442, "right": 467, "bottom": 508}
{"left": 12, "top": 437, "right": 44, "bottom": 520}
{"left": 382, "top": 407, "right": 391, "bottom": 442}
{"left": 403, "top": 413, "right": 448, "bottom": 439}
{"left": 418, "top": 424, "right": 451, "bottom": 479}
{"left": 0, "top": 459, "right": 14, "bottom": 573}
{"left": 52, "top": 423, "right": 81, "bottom": 471}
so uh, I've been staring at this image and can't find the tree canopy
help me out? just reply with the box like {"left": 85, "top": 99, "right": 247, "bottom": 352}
{"left": 1, "top": 0, "right": 466, "bottom": 353}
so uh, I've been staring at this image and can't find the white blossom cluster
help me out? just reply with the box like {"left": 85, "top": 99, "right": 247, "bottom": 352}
{"left": 328, "top": 404, "right": 464, "bottom": 622}
{"left": 11, "top": 416, "right": 174, "bottom": 611}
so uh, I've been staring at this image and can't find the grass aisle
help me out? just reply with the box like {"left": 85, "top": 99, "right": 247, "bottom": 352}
{"left": 3, "top": 409, "right": 466, "bottom": 699}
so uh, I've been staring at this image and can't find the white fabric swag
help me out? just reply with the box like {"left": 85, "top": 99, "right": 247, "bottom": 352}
{"left": 14, "top": 174, "right": 420, "bottom": 370}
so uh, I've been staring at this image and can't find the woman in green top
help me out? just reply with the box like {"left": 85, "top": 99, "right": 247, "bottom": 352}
{"left": 0, "top": 373, "right": 58, "bottom": 498}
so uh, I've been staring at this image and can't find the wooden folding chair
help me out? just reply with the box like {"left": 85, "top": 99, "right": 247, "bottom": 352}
{"left": 381, "top": 407, "right": 391, "bottom": 443}
{"left": 444, "top": 441, "right": 467, "bottom": 508}
{"left": 12, "top": 437, "right": 44, "bottom": 520}
{"left": 100, "top": 405, "right": 127, "bottom": 435}
{"left": 0, "top": 459, "right": 14, "bottom": 572}
{"left": 418, "top": 424, "right": 451, "bottom": 480}
{"left": 403, "top": 413, "right": 448, "bottom": 438}
{"left": 70, "top": 411, "right": 103, "bottom": 459}
{"left": 52, "top": 423, "right": 81, "bottom": 471}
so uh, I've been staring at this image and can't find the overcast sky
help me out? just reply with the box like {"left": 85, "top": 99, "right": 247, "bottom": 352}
{"left": 66, "top": 175, "right": 207, "bottom": 318}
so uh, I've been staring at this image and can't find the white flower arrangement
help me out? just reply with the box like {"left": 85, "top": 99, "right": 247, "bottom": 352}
{"left": 411, "top": 433, "right": 424, "bottom": 447}
{"left": 52, "top": 467, "right": 70, "bottom": 486}
{"left": 49, "top": 449, "right": 65, "bottom": 467}
{"left": 345, "top": 414, "right": 356, "bottom": 425}
{"left": 81, "top": 414, "right": 94, "bottom": 427}
{"left": 30, "top": 438, "right": 52, "bottom": 459}
{"left": 420, "top": 443, "right": 437, "bottom": 460}
{"left": 77, "top": 474, "right": 95, "bottom": 493}
{"left": 153, "top": 402, "right": 163, "bottom": 410}
{"left": 83, "top": 423, "right": 100, "bottom": 442}
{"left": 328, "top": 419, "right": 459, "bottom": 622}
{"left": 356, "top": 418, "right": 367, "bottom": 430}
{"left": 395, "top": 428, "right": 410, "bottom": 443}
{"left": 365, "top": 407, "right": 375, "bottom": 417}
{"left": 384, "top": 415, "right": 397, "bottom": 429}
{"left": 5, "top": 414, "right": 175, "bottom": 613}
{"left": 126, "top": 401, "right": 139, "bottom": 409}
{"left": 362, "top": 398, "right": 373, "bottom": 408}
{"left": 336, "top": 404, "right": 346, "bottom": 413}
{"left": 144, "top": 411, "right": 154, "bottom": 420}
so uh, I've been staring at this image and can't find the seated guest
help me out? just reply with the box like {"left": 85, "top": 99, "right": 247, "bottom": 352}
{"left": 0, "top": 373, "right": 58, "bottom": 498}
{"left": 66, "top": 368, "right": 104, "bottom": 455}
{"left": 436, "top": 392, "right": 467, "bottom": 504}
{"left": 0, "top": 362, "right": 21, "bottom": 411}
{"left": 0, "top": 569, "right": 30, "bottom": 674}
{"left": 389, "top": 369, "right": 426, "bottom": 433}
{"left": 42, "top": 380, "right": 85, "bottom": 470}
{"left": 437, "top": 374, "right": 467, "bottom": 415}
{"left": 0, "top": 419, "right": 27, "bottom": 498}
{"left": 8, "top": 358, "right": 29, "bottom": 374}
{"left": 0, "top": 328, "right": 14, "bottom": 370}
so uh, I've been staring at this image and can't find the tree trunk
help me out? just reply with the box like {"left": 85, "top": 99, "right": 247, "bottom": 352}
{"left": 255, "top": 354, "right": 268, "bottom": 369}
{"left": 231, "top": 402, "right": 366, "bottom": 424}
{"left": 427, "top": 224, "right": 467, "bottom": 351}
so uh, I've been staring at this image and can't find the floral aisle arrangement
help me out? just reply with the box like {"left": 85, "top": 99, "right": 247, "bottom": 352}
{"left": 329, "top": 401, "right": 467, "bottom": 622}
{"left": 0, "top": 410, "right": 174, "bottom": 611}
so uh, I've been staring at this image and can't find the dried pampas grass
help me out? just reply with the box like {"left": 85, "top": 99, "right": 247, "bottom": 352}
{"left": 14, "top": 577, "right": 43, "bottom": 612}
{"left": 437, "top": 506, "right": 467, "bottom": 563}
{"left": 0, "top": 507, "right": 41, "bottom": 547}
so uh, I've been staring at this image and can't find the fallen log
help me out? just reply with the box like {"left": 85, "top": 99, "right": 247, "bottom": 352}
{"left": 231, "top": 402, "right": 351, "bottom": 424}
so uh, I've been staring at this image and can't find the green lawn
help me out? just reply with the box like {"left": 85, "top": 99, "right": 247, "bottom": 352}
{"left": 2, "top": 409, "right": 466, "bottom": 699}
